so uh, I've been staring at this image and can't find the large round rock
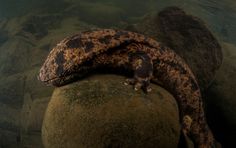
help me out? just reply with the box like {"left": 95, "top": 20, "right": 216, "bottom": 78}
{"left": 128, "top": 7, "right": 223, "bottom": 90}
{"left": 42, "top": 75, "right": 180, "bottom": 148}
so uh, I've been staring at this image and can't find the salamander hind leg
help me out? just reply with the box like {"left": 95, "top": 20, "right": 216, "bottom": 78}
{"left": 125, "top": 52, "right": 153, "bottom": 93}
{"left": 182, "top": 115, "right": 193, "bottom": 136}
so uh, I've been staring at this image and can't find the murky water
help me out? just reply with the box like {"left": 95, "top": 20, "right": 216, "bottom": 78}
{"left": 181, "top": 0, "right": 236, "bottom": 44}
{"left": 0, "top": 0, "right": 235, "bottom": 44}
{"left": 0, "top": 0, "right": 235, "bottom": 148}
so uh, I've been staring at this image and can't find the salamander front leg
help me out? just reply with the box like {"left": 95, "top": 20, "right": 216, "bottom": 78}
{"left": 124, "top": 77, "right": 152, "bottom": 92}
{"left": 125, "top": 52, "right": 153, "bottom": 93}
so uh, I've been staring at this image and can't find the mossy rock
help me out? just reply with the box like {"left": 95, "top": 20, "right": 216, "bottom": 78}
{"left": 42, "top": 74, "right": 180, "bottom": 148}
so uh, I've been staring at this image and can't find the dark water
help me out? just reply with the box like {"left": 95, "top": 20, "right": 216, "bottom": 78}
{"left": 0, "top": 0, "right": 235, "bottom": 44}
{"left": 0, "top": 0, "right": 235, "bottom": 148}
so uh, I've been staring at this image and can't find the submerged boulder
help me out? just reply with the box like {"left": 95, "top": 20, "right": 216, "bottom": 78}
{"left": 42, "top": 74, "right": 180, "bottom": 148}
{"left": 128, "top": 7, "right": 223, "bottom": 90}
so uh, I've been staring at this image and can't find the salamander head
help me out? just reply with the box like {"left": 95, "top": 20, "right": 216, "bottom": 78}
{"left": 38, "top": 43, "right": 88, "bottom": 86}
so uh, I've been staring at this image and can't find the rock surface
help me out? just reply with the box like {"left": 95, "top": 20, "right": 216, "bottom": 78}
{"left": 42, "top": 75, "right": 180, "bottom": 148}
{"left": 128, "top": 7, "right": 223, "bottom": 90}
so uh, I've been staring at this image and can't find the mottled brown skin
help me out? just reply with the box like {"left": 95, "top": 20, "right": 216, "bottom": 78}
{"left": 38, "top": 29, "right": 219, "bottom": 148}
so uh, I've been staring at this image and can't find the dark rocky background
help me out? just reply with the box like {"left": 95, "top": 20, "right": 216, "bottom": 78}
{"left": 0, "top": 0, "right": 235, "bottom": 148}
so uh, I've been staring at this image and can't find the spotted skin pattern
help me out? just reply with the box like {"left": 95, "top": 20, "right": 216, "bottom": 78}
{"left": 38, "top": 29, "right": 219, "bottom": 148}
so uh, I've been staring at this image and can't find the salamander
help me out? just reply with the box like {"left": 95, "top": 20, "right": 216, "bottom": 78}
{"left": 38, "top": 29, "right": 219, "bottom": 148}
